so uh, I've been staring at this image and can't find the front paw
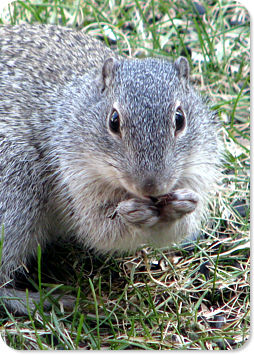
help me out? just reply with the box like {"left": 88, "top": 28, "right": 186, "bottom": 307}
{"left": 109, "top": 198, "right": 159, "bottom": 227}
{"left": 156, "top": 189, "right": 199, "bottom": 222}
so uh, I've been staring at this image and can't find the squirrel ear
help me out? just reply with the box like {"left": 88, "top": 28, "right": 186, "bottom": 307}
{"left": 101, "top": 57, "right": 118, "bottom": 90}
{"left": 174, "top": 56, "right": 190, "bottom": 81}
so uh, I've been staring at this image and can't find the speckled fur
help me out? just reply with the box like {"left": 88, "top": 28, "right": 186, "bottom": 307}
{"left": 0, "top": 24, "right": 221, "bottom": 314}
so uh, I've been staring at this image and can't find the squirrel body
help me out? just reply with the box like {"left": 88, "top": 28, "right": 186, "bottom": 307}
{"left": 0, "top": 24, "right": 220, "bottom": 314}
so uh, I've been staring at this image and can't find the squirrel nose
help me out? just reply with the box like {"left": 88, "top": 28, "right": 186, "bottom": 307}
{"left": 139, "top": 177, "right": 159, "bottom": 197}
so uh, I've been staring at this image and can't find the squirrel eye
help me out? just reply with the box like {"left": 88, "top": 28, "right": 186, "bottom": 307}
{"left": 109, "top": 109, "right": 121, "bottom": 135}
{"left": 174, "top": 107, "right": 185, "bottom": 133}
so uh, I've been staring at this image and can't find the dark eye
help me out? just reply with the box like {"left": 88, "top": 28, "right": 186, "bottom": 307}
{"left": 175, "top": 107, "right": 185, "bottom": 133}
{"left": 109, "top": 109, "right": 121, "bottom": 135}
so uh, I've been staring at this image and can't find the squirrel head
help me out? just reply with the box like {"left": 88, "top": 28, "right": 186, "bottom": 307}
{"left": 66, "top": 56, "right": 218, "bottom": 200}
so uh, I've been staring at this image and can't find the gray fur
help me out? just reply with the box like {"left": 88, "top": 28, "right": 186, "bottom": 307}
{"left": 0, "top": 24, "right": 221, "bottom": 314}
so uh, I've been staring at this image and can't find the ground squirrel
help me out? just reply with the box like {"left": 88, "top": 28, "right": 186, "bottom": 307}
{"left": 0, "top": 24, "right": 221, "bottom": 314}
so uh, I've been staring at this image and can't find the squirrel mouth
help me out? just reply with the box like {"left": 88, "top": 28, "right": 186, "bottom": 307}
{"left": 149, "top": 193, "right": 176, "bottom": 206}
{"left": 116, "top": 167, "right": 176, "bottom": 201}
{"left": 119, "top": 175, "right": 174, "bottom": 202}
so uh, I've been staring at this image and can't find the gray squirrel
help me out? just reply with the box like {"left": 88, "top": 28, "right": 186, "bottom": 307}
{"left": 0, "top": 24, "right": 221, "bottom": 314}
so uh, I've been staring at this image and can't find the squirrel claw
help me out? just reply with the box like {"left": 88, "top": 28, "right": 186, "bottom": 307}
{"left": 107, "top": 210, "right": 118, "bottom": 219}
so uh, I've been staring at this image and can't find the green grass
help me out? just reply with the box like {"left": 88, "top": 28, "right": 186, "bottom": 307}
{"left": 0, "top": 0, "right": 250, "bottom": 350}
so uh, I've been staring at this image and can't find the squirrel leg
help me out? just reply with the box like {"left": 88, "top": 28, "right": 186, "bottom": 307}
{"left": 0, "top": 140, "right": 75, "bottom": 314}
{"left": 0, "top": 224, "right": 76, "bottom": 315}
{"left": 111, "top": 198, "right": 160, "bottom": 227}
{"left": 0, "top": 287, "right": 77, "bottom": 315}
{"left": 111, "top": 189, "right": 198, "bottom": 228}
{"left": 158, "top": 189, "right": 199, "bottom": 222}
